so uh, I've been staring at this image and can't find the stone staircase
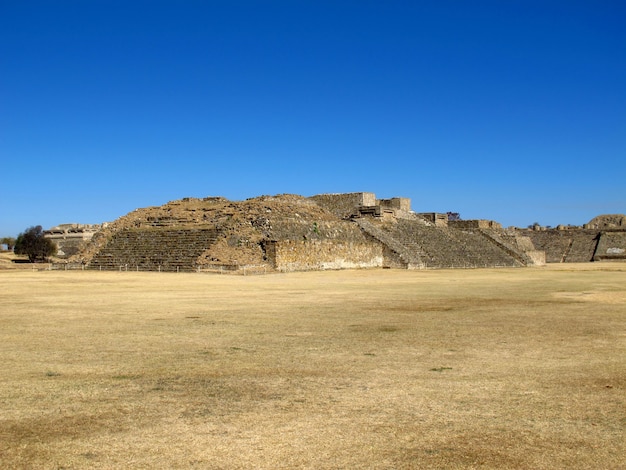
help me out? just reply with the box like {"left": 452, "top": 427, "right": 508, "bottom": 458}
{"left": 357, "top": 218, "right": 524, "bottom": 268}
{"left": 476, "top": 229, "right": 534, "bottom": 265}
{"left": 87, "top": 228, "right": 220, "bottom": 272}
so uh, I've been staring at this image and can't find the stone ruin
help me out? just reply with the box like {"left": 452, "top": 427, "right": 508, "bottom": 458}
{"left": 519, "top": 215, "right": 626, "bottom": 263}
{"left": 47, "top": 192, "right": 626, "bottom": 272}
{"left": 44, "top": 223, "right": 104, "bottom": 258}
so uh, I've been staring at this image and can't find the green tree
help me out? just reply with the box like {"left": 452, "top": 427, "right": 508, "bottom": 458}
{"left": 14, "top": 226, "right": 56, "bottom": 262}
{"left": 1, "top": 237, "right": 16, "bottom": 251}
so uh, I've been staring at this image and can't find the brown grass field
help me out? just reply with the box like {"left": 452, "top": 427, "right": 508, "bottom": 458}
{"left": 0, "top": 260, "right": 624, "bottom": 469}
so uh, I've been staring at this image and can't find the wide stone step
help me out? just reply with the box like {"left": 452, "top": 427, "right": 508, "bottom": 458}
{"left": 87, "top": 228, "right": 220, "bottom": 272}
{"left": 358, "top": 218, "right": 522, "bottom": 268}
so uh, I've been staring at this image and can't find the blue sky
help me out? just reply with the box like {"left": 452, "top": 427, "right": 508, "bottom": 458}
{"left": 2, "top": 1, "right": 624, "bottom": 236}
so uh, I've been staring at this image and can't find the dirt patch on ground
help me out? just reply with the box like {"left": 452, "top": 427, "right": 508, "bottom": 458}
{"left": 554, "top": 290, "right": 626, "bottom": 304}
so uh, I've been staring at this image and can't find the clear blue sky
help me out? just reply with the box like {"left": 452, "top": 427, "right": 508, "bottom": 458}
{"left": 2, "top": 1, "right": 624, "bottom": 236}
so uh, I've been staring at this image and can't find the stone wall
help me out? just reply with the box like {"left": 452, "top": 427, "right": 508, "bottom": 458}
{"left": 268, "top": 218, "right": 361, "bottom": 242}
{"left": 264, "top": 216, "right": 385, "bottom": 271}
{"left": 378, "top": 197, "right": 411, "bottom": 212}
{"left": 266, "top": 239, "right": 383, "bottom": 272}
{"left": 593, "top": 231, "right": 626, "bottom": 261}
{"left": 309, "top": 192, "right": 376, "bottom": 219}
{"left": 416, "top": 213, "right": 448, "bottom": 227}
{"left": 449, "top": 219, "right": 502, "bottom": 229}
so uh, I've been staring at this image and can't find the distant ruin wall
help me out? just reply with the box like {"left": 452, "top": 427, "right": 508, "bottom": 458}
{"left": 587, "top": 214, "right": 626, "bottom": 229}
{"left": 267, "top": 239, "right": 383, "bottom": 272}
{"left": 309, "top": 193, "right": 376, "bottom": 219}
{"left": 45, "top": 224, "right": 102, "bottom": 258}
{"left": 50, "top": 238, "right": 86, "bottom": 258}
{"left": 593, "top": 232, "right": 626, "bottom": 261}
{"left": 378, "top": 197, "right": 411, "bottom": 212}
{"left": 417, "top": 213, "right": 448, "bottom": 227}
{"left": 449, "top": 220, "right": 502, "bottom": 229}
{"left": 520, "top": 229, "right": 600, "bottom": 263}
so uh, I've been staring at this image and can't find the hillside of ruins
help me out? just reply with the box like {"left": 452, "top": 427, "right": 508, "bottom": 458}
{"left": 39, "top": 192, "right": 626, "bottom": 273}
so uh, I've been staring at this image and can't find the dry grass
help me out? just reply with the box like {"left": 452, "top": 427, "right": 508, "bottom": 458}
{"left": 0, "top": 251, "right": 28, "bottom": 269}
{"left": 0, "top": 264, "right": 624, "bottom": 469}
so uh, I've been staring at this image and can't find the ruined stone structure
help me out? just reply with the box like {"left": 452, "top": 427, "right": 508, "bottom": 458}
{"left": 449, "top": 219, "right": 502, "bottom": 229}
{"left": 64, "top": 192, "right": 624, "bottom": 273}
{"left": 310, "top": 192, "right": 377, "bottom": 219}
{"left": 44, "top": 224, "right": 103, "bottom": 258}
{"left": 518, "top": 229, "right": 599, "bottom": 263}
{"left": 416, "top": 213, "right": 449, "bottom": 227}
{"left": 587, "top": 214, "right": 626, "bottom": 229}
{"left": 519, "top": 223, "right": 626, "bottom": 264}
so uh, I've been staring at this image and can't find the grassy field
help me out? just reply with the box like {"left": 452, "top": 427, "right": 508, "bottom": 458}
{"left": 0, "top": 263, "right": 624, "bottom": 469}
